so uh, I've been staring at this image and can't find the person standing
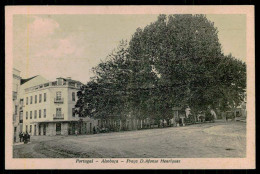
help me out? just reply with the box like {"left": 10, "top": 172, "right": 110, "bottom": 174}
{"left": 28, "top": 132, "right": 30, "bottom": 142}
{"left": 19, "top": 132, "right": 22, "bottom": 142}
{"left": 163, "top": 119, "right": 167, "bottom": 127}
{"left": 22, "top": 132, "right": 25, "bottom": 143}
{"left": 210, "top": 109, "right": 217, "bottom": 121}
{"left": 24, "top": 132, "right": 28, "bottom": 144}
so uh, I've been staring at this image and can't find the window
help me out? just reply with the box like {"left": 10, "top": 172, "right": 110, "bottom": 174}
{"left": 56, "top": 108, "right": 61, "bottom": 116}
{"left": 15, "top": 105, "right": 17, "bottom": 115}
{"left": 26, "top": 97, "right": 28, "bottom": 105}
{"left": 72, "top": 108, "right": 75, "bottom": 117}
{"left": 39, "top": 94, "right": 42, "bottom": 103}
{"left": 30, "top": 96, "right": 33, "bottom": 104}
{"left": 56, "top": 91, "right": 61, "bottom": 100}
{"left": 44, "top": 93, "right": 47, "bottom": 102}
{"left": 26, "top": 111, "right": 28, "bottom": 120}
{"left": 34, "top": 110, "right": 37, "bottom": 119}
{"left": 20, "top": 99, "right": 24, "bottom": 106}
{"left": 26, "top": 125, "right": 28, "bottom": 132}
{"left": 44, "top": 109, "right": 46, "bottom": 118}
{"left": 57, "top": 79, "right": 62, "bottom": 85}
{"left": 35, "top": 95, "right": 37, "bottom": 104}
{"left": 13, "top": 91, "right": 17, "bottom": 100}
{"left": 39, "top": 110, "right": 41, "bottom": 118}
{"left": 72, "top": 92, "right": 75, "bottom": 101}
{"left": 30, "top": 111, "right": 32, "bottom": 119}
{"left": 20, "top": 111, "right": 23, "bottom": 121}
{"left": 30, "top": 125, "right": 32, "bottom": 133}
{"left": 13, "top": 113, "right": 16, "bottom": 122}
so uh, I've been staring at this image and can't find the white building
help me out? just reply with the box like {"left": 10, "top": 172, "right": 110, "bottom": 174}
{"left": 13, "top": 68, "right": 22, "bottom": 142}
{"left": 20, "top": 76, "right": 99, "bottom": 136}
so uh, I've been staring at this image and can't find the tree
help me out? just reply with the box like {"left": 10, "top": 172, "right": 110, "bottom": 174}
{"left": 76, "top": 14, "right": 246, "bottom": 126}
{"left": 127, "top": 14, "right": 246, "bottom": 114}
{"left": 76, "top": 40, "right": 131, "bottom": 128}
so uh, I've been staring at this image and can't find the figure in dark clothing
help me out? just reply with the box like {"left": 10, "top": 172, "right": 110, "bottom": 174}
{"left": 23, "top": 132, "right": 28, "bottom": 144}
{"left": 93, "top": 126, "right": 96, "bottom": 134}
{"left": 22, "top": 132, "right": 25, "bottom": 142}
{"left": 19, "top": 132, "right": 23, "bottom": 142}
{"left": 27, "top": 132, "right": 30, "bottom": 142}
{"left": 24, "top": 132, "right": 30, "bottom": 144}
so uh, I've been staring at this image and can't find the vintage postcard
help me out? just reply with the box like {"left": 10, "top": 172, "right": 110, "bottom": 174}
{"left": 5, "top": 6, "right": 255, "bottom": 169}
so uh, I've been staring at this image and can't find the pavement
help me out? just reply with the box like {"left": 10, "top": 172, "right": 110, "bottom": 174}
{"left": 13, "top": 120, "right": 246, "bottom": 158}
{"left": 13, "top": 142, "right": 28, "bottom": 146}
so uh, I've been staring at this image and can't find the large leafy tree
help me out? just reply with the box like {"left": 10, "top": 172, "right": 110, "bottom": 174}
{"left": 126, "top": 14, "right": 246, "bottom": 113}
{"left": 76, "top": 14, "right": 246, "bottom": 123}
{"left": 76, "top": 40, "right": 132, "bottom": 126}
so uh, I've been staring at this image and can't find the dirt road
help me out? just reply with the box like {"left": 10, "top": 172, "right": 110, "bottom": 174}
{"left": 13, "top": 121, "right": 246, "bottom": 158}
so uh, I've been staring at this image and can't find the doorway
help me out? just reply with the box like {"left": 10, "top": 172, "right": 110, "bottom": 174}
{"left": 56, "top": 123, "right": 61, "bottom": 135}
{"left": 34, "top": 125, "right": 36, "bottom": 135}
{"left": 14, "top": 127, "right": 17, "bottom": 142}
{"left": 43, "top": 124, "right": 46, "bottom": 135}
{"left": 39, "top": 125, "right": 41, "bottom": 135}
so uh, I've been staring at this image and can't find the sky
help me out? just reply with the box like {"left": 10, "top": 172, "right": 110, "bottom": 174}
{"left": 13, "top": 14, "right": 246, "bottom": 84}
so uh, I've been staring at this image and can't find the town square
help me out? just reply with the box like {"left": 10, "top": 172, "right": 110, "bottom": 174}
{"left": 11, "top": 11, "right": 248, "bottom": 160}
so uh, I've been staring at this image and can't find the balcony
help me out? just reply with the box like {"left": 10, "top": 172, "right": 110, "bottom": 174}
{"left": 53, "top": 114, "right": 64, "bottom": 120}
{"left": 54, "top": 98, "right": 64, "bottom": 103}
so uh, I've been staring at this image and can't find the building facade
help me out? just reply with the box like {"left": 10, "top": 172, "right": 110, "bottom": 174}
{"left": 21, "top": 77, "right": 99, "bottom": 136}
{"left": 13, "top": 68, "right": 22, "bottom": 142}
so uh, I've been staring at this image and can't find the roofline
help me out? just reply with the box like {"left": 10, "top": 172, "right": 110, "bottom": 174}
{"left": 13, "top": 68, "right": 21, "bottom": 72}
{"left": 21, "top": 75, "right": 39, "bottom": 85}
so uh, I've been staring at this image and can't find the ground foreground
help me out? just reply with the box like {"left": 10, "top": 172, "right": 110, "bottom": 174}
{"left": 13, "top": 120, "right": 246, "bottom": 158}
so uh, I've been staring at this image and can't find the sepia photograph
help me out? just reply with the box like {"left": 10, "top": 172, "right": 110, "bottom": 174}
{"left": 5, "top": 6, "right": 255, "bottom": 169}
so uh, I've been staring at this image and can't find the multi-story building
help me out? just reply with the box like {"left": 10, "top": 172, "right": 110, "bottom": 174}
{"left": 13, "top": 68, "right": 22, "bottom": 142}
{"left": 21, "top": 76, "right": 100, "bottom": 136}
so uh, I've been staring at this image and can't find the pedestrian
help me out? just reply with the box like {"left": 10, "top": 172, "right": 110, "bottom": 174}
{"left": 163, "top": 119, "right": 167, "bottom": 127}
{"left": 19, "top": 132, "right": 22, "bottom": 142}
{"left": 22, "top": 132, "right": 25, "bottom": 143}
{"left": 210, "top": 109, "right": 217, "bottom": 120}
{"left": 27, "top": 132, "right": 30, "bottom": 142}
{"left": 24, "top": 132, "right": 28, "bottom": 144}
{"left": 75, "top": 129, "right": 78, "bottom": 136}
{"left": 22, "top": 132, "right": 25, "bottom": 142}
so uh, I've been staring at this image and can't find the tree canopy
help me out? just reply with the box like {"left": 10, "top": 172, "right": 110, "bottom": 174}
{"left": 76, "top": 14, "right": 246, "bottom": 121}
